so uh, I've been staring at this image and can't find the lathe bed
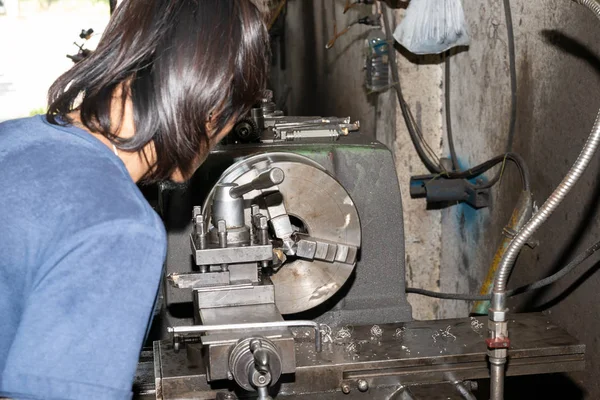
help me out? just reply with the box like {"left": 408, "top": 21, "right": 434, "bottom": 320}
{"left": 134, "top": 313, "right": 584, "bottom": 399}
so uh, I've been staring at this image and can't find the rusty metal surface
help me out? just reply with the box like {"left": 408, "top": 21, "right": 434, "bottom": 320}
{"left": 137, "top": 313, "right": 584, "bottom": 399}
{"left": 472, "top": 191, "right": 533, "bottom": 314}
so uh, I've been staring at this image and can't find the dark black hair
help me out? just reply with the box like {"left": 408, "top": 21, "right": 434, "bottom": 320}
{"left": 47, "top": 0, "right": 270, "bottom": 183}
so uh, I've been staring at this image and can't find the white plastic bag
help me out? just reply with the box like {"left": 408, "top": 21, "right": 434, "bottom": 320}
{"left": 393, "top": 0, "right": 471, "bottom": 55}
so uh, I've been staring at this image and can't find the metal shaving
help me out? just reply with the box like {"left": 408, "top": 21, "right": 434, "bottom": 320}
{"left": 470, "top": 317, "right": 484, "bottom": 330}
{"left": 441, "top": 326, "right": 456, "bottom": 341}
{"left": 320, "top": 324, "right": 333, "bottom": 344}
{"left": 394, "top": 327, "right": 406, "bottom": 338}
{"left": 336, "top": 325, "right": 353, "bottom": 340}
{"left": 345, "top": 341, "right": 359, "bottom": 353}
{"left": 432, "top": 326, "right": 456, "bottom": 343}
{"left": 401, "top": 345, "right": 411, "bottom": 353}
{"left": 370, "top": 325, "right": 383, "bottom": 339}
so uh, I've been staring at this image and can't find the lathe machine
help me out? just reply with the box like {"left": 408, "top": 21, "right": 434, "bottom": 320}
{"left": 133, "top": 94, "right": 585, "bottom": 400}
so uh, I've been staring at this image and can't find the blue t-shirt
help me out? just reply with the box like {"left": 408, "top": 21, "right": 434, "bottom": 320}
{"left": 0, "top": 116, "right": 167, "bottom": 399}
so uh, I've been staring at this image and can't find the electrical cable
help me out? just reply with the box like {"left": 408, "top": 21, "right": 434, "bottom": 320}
{"left": 406, "top": 238, "right": 600, "bottom": 301}
{"left": 381, "top": 0, "right": 525, "bottom": 215}
{"left": 382, "top": 4, "right": 444, "bottom": 174}
{"left": 443, "top": 0, "right": 518, "bottom": 169}
{"left": 384, "top": 1, "right": 519, "bottom": 178}
{"left": 442, "top": 152, "right": 531, "bottom": 192}
{"left": 445, "top": 55, "right": 460, "bottom": 171}
{"left": 503, "top": 0, "right": 518, "bottom": 153}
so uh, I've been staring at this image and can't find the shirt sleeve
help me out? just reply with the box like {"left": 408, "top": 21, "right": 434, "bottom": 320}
{"left": 1, "top": 219, "right": 166, "bottom": 400}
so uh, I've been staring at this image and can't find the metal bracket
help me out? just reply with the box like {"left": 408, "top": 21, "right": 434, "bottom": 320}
{"left": 502, "top": 227, "right": 539, "bottom": 249}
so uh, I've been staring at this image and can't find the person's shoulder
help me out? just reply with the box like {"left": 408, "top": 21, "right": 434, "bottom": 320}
{"left": 0, "top": 115, "right": 42, "bottom": 129}
{"left": 0, "top": 116, "right": 163, "bottom": 238}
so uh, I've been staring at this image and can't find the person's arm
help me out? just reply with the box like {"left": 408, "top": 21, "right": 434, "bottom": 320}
{"left": 1, "top": 219, "right": 165, "bottom": 400}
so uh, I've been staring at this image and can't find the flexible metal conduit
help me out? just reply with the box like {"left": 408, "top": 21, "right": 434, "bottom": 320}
{"left": 493, "top": 0, "right": 600, "bottom": 302}
{"left": 489, "top": 1, "right": 600, "bottom": 399}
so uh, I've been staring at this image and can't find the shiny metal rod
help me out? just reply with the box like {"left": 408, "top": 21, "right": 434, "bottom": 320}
{"left": 229, "top": 168, "right": 285, "bottom": 198}
{"left": 454, "top": 382, "right": 477, "bottom": 400}
{"left": 168, "top": 320, "right": 322, "bottom": 352}
{"left": 490, "top": 363, "right": 505, "bottom": 400}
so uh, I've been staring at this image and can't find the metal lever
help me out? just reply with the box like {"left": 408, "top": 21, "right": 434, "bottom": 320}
{"left": 229, "top": 168, "right": 285, "bottom": 199}
{"left": 249, "top": 340, "right": 273, "bottom": 400}
{"left": 251, "top": 340, "right": 271, "bottom": 374}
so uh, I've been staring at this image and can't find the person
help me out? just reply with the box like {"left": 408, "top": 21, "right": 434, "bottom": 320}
{"left": 0, "top": 0, "right": 269, "bottom": 399}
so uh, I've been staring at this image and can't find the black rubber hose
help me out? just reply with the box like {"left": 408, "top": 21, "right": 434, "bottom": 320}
{"left": 503, "top": 0, "right": 518, "bottom": 152}
{"left": 382, "top": 4, "right": 443, "bottom": 174}
{"left": 445, "top": 55, "right": 460, "bottom": 171}
{"left": 444, "top": 0, "right": 518, "bottom": 166}
{"left": 406, "top": 239, "right": 600, "bottom": 301}
{"left": 443, "top": 152, "right": 531, "bottom": 192}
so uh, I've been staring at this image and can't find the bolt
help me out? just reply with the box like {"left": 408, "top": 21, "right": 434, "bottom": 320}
{"left": 357, "top": 380, "right": 369, "bottom": 392}
{"left": 227, "top": 372, "right": 234, "bottom": 381}
{"left": 192, "top": 206, "right": 202, "bottom": 218}
{"left": 341, "top": 384, "right": 351, "bottom": 394}
{"left": 218, "top": 220, "right": 228, "bottom": 251}
{"left": 257, "top": 375, "right": 267, "bottom": 385}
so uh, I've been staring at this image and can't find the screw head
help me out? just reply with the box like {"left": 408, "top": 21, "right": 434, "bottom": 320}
{"left": 341, "top": 384, "right": 351, "bottom": 394}
{"left": 257, "top": 375, "right": 267, "bottom": 385}
{"left": 357, "top": 379, "right": 369, "bottom": 392}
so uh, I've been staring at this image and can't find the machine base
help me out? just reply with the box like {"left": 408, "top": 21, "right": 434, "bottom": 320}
{"left": 133, "top": 313, "right": 585, "bottom": 399}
